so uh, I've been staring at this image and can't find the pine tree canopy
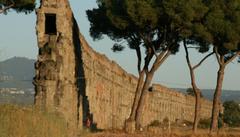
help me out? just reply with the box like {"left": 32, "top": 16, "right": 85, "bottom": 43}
{"left": 204, "top": 0, "right": 240, "bottom": 55}
{"left": 87, "top": 0, "right": 211, "bottom": 55}
{"left": 0, "top": 0, "right": 35, "bottom": 14}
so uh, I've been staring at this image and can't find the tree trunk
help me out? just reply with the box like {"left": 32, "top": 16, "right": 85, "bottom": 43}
{"left": 129, "top": 70, "right": 145, "bottom": 120}
{"left": 183, "top": 42, "right": 203, "bottom": 133}
{"left": 210, "top": 65, "right": 225, "bottom": 133}
{"left": 0, "top": 3, "right": 15, "bottom": 14}
{"left": 193, "top": 90, "right": 201, "bottom": 133}
{"left": 189, "top": 68, "right": 201, "bottom": 133}
{"left": 135, "top": 72, "right": 154, "bottom": 129}
{"left": 125, "top": 70, "right": 145, "bottom": 133}
{"left": 131, "top": 50, "right": 170, "bottom": 130}
{"left": 134, "top": 51, "right": 170, "bottom": 129}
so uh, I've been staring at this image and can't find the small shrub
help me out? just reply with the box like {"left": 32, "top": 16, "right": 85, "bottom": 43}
{"left": 148, "top": 120, "right": 161, "bottom": 127}
{"left": 163, "top": 117, "right": 170, "bottom": 125}
{"left": 198, "top": 118, "right": 211, "bottom": 129}
{"left": 223, "top": 101, "right": 240, "bottom": 127}
{"left": 182, "top": 120, "right": 193, "bottom": 127}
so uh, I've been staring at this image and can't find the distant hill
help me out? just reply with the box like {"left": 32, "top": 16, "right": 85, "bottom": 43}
{"left": 0, "top": 57, "right": 35, "bottom": 89}
{"left": 175, "top": 88, "right": 240, "bottom": 102}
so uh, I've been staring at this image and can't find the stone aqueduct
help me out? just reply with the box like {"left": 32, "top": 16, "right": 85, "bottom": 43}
{"left": 34, "top": 0, "right": 212, "bottom": 135}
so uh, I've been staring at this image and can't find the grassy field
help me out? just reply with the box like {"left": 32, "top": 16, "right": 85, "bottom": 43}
{"left": 81, "top": 124, "right": 240, "bottom": 137}
{"left": 0, "top": 104, "right": 68, "bottom": 137}
{"left": 0, "top": 104, "right": 239, "bottom": 137}
{"left": 84, "top": 129, "right": 240, "bottom": 137}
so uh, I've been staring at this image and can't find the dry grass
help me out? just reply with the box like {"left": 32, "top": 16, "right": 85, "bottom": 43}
{"left": 85, "top": 132, "right": 240, "bottom": 137}
{"left": 0, "top": 104, "right": 68, "bottom": 137}
{"left": 0, "top": 104, "right": 239, "bottom": 137}
{"left": 84, "top": 128, "right": 240, "bottom": 137}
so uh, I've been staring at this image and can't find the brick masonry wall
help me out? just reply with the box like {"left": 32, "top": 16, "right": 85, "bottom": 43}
{"left": 79, "top": 36, "right": 138, "bottom": 129}
{"left": 79, "top": 35, "right": 213, "bottom": 129}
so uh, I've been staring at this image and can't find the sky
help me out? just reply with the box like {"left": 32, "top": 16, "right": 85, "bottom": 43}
{"left": 0, "top": 0, "right": 239, "bottom": 90}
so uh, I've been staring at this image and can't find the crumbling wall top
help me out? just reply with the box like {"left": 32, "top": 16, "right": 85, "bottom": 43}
{"left": 40, "top": 0, "right": 71, "bottom": 8}
{"left": 79, "top": 33, "right": 138, "bottom": 83}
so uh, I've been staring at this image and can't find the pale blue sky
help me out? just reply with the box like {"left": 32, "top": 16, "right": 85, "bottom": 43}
{"left": 0, "top": 0, "right": 239, "bottom": 90}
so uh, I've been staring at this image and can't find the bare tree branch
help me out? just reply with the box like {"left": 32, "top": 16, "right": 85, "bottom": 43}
{"left": 183, "top": 39, "right": 193, "bottom": 69}
{"left": 143, "top": 51, "right": 154, "bottom": 73}
{"left": 135, "top": 46, "right": 142, "bottom": 74}
{"left": 214, "top": 47, "right": 222, "bottom": 65}
{"left": 187, "top": 46, "right": 200, "bottom": 49}
{"left": 151, "top": 45, "right": 158, "bottom": 58}
{"left": 129, "top": 35, "right": 142, "bottom": 74}
{"left": 225, "top": 51, "right": 240, "bottom": 65}
{"left": 193, "top": 52, "right": 214, "bottom": 70}
{"left": 0, "top": 1, "right": 15, "bottom": 14}
{"left": 150, "top": 50, "right": 170, "bottom": 73}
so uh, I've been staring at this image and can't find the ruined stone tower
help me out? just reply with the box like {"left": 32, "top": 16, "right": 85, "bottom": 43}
{"left": 34, "top": 0, "right": 82, "bottom": 136}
